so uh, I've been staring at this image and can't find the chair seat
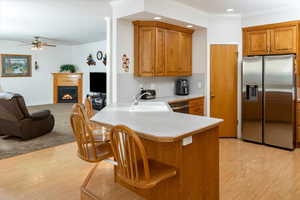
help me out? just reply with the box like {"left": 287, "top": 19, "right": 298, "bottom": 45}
{"left": 78, "top": 142, "right": 112, "bottom": 163}
{"left": 117, "top": 159, "right": 177, "bottom": 189}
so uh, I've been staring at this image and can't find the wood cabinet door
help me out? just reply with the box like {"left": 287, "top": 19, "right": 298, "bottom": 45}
{"left": 155, "top": 28, "right": 165, "bottom": 76}
{"left": 179, "top": 32, "right": 192, "bottom": 76}
{"left": 188, "top": 97, "right": 204, "bottom": 116}
{"left": 270, "top": 26, "right": 297, "bottom": 54}
{"left": 165, "top": 30, "right": 180, "bottom": 76}
{"left": 138, "top": 27, "right": 156, "bottom": 76}
{"left": 246, "top": 30, "right": 270, "bottom": 55}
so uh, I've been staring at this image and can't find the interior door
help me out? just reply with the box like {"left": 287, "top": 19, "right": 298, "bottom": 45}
{"left": 210, "top": 45, "right": 238, "bottom": 137}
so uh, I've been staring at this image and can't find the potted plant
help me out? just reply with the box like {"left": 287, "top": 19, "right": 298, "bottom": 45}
{"left": 59, "top": 64, "right": 76, "bottom": 73}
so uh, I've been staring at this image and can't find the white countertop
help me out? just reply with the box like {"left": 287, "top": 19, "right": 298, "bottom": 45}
{"left": 91, "top": 103, "right": 223, "bottom": 142}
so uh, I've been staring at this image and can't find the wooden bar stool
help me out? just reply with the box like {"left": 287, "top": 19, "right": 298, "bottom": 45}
{"left": 72, "top": 103, "right": 110, "bottom": 142}
{"left": 110, "top": 125, "right": 177, "bottom": 190}
{"left": 70, "top": 111, "right": 113, "bottom": 200}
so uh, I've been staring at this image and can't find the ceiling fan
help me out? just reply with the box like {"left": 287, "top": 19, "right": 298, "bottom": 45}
{"left": 21, "top": 36, "right": 57, "bottom": 50}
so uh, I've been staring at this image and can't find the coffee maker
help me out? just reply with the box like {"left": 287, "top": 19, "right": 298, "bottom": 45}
{"left": 175, "top": 79, "right": 189, "bottom": 95}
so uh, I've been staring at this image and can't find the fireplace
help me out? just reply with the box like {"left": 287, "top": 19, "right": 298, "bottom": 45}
{"left": 58, "top": 86, "right": 78, "bottom": 103}
{"left": 52, "top": 73, "right": 83, "bottom": 104}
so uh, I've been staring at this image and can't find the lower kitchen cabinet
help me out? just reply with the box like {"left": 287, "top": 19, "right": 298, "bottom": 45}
{"left": 169, "top": 97, "right": 204, "bottom": 116}
{"left": 188, "top": 97, "right": 204, "bottom": 116}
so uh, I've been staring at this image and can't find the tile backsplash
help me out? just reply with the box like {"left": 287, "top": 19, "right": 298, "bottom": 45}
{"left": 117, "top": 73, "right": 205, "bottom": 103}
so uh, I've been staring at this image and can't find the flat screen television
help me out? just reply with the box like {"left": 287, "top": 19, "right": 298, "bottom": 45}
{"left": 90, "top": 72, "right": 106, "bottom": 93}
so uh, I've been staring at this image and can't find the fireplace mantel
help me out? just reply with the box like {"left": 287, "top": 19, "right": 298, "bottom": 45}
{"left": 52, "top": 73, "right": 83, "bottom": 104}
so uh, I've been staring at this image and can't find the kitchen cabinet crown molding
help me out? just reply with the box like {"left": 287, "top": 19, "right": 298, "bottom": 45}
{"left": 242, "top": 20, "right": 300, "bottom": 31}
{"left": 133, "top": 20, "right": 195, "bottom": 34}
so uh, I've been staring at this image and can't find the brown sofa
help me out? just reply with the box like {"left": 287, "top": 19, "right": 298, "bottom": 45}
{"left": 0, "top": 93, "right": 55, "bottom": 140}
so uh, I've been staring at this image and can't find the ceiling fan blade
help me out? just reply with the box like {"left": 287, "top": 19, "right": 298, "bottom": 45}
{"left": 42, "top": 44, "right": 57, "bottom": 47}
{"left": 38, "top": 36, "right": 63, "bottom": 42}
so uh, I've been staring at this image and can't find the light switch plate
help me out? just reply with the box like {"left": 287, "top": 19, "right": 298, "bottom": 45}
{"left": 182, "top": 136, "right": 193, "bottom": 146}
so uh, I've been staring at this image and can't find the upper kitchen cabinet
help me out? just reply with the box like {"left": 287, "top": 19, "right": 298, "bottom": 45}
{"left": 243, "top": 22, "right": 298, "bottom": 56}
{"left": 136, "top": 27, "right": 156, "bottom": 76}
{"left": 165, "top": 30, "right": 180, "bottom": 76}
{"left": 133, "top": 21, "right": 194, "bottom": 77}
{"left": 270, "top": 26, "right": 297, "bottom": 54}
{"left": 179, "top": 32, "right": 193, "bottom": 76}
{"left": 244, "top": 29, "right": 270, "bottom": 55}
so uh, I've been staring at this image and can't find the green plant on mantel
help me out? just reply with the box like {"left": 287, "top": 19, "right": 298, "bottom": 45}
{"left": 59, "top": 64, "right": 76, "bottom": 73}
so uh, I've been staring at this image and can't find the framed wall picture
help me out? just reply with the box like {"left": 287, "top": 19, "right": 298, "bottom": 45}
{"left": 0, "top": 54, "right": 32, "bottom": 77}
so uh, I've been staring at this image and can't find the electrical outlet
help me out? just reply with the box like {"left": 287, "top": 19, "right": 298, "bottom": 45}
{"left": 182, "top": 136, "right": 193, "bottom": 146}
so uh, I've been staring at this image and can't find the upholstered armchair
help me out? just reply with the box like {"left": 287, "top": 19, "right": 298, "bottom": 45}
{"left": 0, "top": 93, "right": 55, "bottom": 140}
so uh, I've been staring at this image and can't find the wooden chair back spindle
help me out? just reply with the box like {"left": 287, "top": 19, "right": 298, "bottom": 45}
{"left": 111, "top": 125, "right": 150, "bottom": 185}
{"left": 84, "top": 97, "right": 95, "bottom": 119}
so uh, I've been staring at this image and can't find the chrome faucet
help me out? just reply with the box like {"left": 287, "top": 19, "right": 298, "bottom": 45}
{"left": 132, "top": 92, "right": 151, "bottom": 106}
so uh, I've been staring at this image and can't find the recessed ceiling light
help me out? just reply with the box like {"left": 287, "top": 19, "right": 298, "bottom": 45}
{"left": 186, "top": 25, "right": 193, "bottom": 28}
{"left": 226, "top": 8, "right": 234, "bottom": 12}
{"left": 153, "top": 17, "right": 162, "bottom": 20}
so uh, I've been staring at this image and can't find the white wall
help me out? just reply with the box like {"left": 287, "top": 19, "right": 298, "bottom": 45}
{"left": 0, "top": 40, "right": 72, "bottom": 106}
{"left": 0, "top": 40, "right": 107, "bottom": 106}
{"left": 242, "top": 6, "right": 300, "bottom": 27}
{"left": 71, "top": 40, "right": 107, "bottom": 97}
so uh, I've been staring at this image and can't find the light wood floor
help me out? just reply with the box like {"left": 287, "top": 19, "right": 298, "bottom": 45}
{"left": 0, "top": 139, "right": 300, "bottom": 200}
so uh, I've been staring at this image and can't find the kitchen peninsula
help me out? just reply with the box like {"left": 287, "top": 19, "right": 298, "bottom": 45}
{"left": 91, "top": 102, "right": 223, "bottom": 200}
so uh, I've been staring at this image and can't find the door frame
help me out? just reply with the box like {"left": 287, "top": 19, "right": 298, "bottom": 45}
{"left": 208, "top": 44, "right": 239, "bottom": 138}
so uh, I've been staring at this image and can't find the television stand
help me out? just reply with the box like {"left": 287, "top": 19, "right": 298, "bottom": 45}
{"left": 87, "top": 93, "right": 106, "bottom": 111}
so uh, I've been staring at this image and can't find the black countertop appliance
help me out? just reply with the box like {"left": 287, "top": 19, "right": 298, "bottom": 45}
{"left": 175, "top": 79, "right": 189, "bottom": 95}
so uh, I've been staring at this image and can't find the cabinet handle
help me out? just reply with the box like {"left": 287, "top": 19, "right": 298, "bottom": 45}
{"left": 171, "top": 105, "right": 189, "bottom": 110}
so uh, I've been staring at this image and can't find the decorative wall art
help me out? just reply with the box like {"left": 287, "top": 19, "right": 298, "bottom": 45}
{"left": 34, "top": 61, "right": 39, "bottom": 70}
{"left": 97, "top": 50, "right": 107, "bottom": 66}
{"left": 86, "top": 54, "right": 96, "bottom": 66}
{"left": 122, "top": 54, "right": 130, "bottom": 72}
{"left": 0, "top": 54, "right": 32, "bottom": 77}
{"left": 96, "top": 51, "right": 103, "bottom": 61}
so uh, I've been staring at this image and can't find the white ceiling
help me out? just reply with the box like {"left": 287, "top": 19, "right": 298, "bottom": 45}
{"left": 1, "top": 0, "right": 300, "bottom": 45}
{"left": 173, "top": 0, "right": 300, "bottom": 16}
{"left": 0, "top": 0, "right": 111, "bottom": 45}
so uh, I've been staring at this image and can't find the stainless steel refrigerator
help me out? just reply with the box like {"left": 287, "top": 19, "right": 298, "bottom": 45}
{"left": 242, "top": 55, "right": 295, "bottom": 150}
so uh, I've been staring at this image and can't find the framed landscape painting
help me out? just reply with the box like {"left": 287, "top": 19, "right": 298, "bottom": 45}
{"left": 0, "top": 54, "right": 32, "bottom": 77}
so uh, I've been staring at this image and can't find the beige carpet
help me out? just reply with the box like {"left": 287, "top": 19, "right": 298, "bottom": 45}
{"left": 0, "top": 103, "right": 74, "bottom": 160}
